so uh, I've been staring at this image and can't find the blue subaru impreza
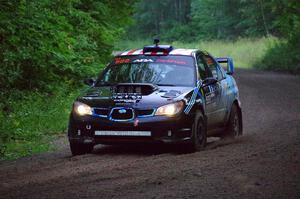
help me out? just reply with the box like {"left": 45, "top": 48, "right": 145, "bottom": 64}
{"left": 68, "top": 40, "right": 243, "bottom": 155}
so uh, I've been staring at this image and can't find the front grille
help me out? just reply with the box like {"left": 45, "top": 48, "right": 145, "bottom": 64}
{"left": 136, "top": 109, "right": 155, "bottom": 117}
{"left": 93, "top": 107, "right": 154, "bottom": 119}
{"left": 93, "top": 108, "right": 110, "bottom": 117}
{"left": 110, "top": 108, "right": 134, "bottom": 120}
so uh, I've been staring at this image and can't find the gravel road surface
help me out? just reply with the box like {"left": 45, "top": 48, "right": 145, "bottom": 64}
{"left": 0, "top": 69, "right": 299, "bottom": 199}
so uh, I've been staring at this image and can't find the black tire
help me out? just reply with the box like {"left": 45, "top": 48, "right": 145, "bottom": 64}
{"left": 70, "top": 142, "right": 93, "bottom": 156}
{"left": 224, "top": 103, "right": 242, "bottom": 138}
{"left": 188, "top": 110, "right": 207, "bottom": 152}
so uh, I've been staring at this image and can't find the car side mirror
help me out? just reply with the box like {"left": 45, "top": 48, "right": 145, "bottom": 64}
{"left": 84, "top": 78, "right": 95, "bottom": 86}
{"left": 201, "top": 77, "right": 218, "bottom": 87}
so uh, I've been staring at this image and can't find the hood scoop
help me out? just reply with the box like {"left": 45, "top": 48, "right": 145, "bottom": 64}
{"left": 161, "top": 90, "right": 182, "bottom": 98}
{"left": 113, "top": 83, "right": 158, "bottom": 95}
{"left": 112, "top": 83, "right": 158, "bottom": 103}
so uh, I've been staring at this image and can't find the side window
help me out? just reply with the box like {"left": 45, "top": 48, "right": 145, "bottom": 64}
{"left": 219, "top": 65, "right": 226, "bottom": 78}
{"left": 196, "top": 54, "right": 212, "bottom": 80}
{"left": 204, "top": 55, "right": 223, "bottom": 80}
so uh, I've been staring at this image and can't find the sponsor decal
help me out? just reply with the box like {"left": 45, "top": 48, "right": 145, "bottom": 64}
{"left": 156, "top": 59, "right": 187, "bottom": 65}
{"left": 205, "top": 93, "right": 213, "bottom": 105}
{"left": 114, "top": 58, "right": 130, "bottom": 64}
{"left": 184, "top": 81, "right": 203, "bottom": 114}
{"left": 133, "top": 59, "right": 154, "bottom": 63}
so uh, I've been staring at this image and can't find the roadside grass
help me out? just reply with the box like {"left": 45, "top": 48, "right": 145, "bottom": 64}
{"left": 115, "top": 37, "right": 276, "bottom": 68}
{"left": 0, "top": 89, "right": 78, "bottom": 160}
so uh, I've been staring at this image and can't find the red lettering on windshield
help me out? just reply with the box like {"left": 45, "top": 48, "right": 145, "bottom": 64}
{"left": 156, "top": 59, "right": 187, "bottom": 65}
{"left": 114, "top": 58, "right": 130, "bottom": 64}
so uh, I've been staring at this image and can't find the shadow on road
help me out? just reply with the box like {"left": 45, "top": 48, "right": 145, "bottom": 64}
{"left": 90, "top": 137, "right": 244, "bottom": 157}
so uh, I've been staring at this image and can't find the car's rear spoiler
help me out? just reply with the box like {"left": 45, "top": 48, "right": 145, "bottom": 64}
{"left": 216, "top": 57, "right": 234, "bottom": 75}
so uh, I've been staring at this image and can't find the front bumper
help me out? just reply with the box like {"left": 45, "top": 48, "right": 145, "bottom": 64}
{"left": 68, "top": 112, "right": 193, "bottom": 145}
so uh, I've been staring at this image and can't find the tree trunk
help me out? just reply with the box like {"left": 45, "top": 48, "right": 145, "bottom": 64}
{"left": 258, "top": 0, "right": 269, "bottom": 36}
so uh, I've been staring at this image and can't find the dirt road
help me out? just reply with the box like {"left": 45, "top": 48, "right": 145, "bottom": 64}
{"left": 0, "top": 69, "right": 300, "bottom": 199}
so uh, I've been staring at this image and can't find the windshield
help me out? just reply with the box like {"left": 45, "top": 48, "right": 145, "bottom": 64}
{"left": 96, "top": 56, "right": 195, "bottom": 87}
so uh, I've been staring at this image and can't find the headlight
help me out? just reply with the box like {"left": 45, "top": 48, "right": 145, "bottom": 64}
{"left": 74, "top": 101, "right": 92, "bottom": 116}
{"left": 155, "top": 101, "right": 184, "bottom": 116}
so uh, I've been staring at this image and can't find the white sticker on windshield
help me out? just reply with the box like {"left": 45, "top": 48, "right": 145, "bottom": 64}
{"left": 133, "top": 59, "right": 154, "bottom": 63}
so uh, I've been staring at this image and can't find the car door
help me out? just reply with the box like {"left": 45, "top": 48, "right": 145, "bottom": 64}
{"left": 197, "top": 53, "right": 226, "bottom": 128}
{"left": 204, "top": 54, "right": 228, "bottom": 127}
{"left": 196, "top": 53, "right": 217, "bottom": 127}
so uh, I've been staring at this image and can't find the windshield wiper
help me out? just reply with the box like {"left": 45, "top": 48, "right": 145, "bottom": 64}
{"left": 156, "top": 84, "right": 176, "bottom": 86}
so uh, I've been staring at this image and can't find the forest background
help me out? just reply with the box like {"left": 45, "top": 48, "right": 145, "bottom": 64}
{"left": 0, "top": 0, "right": 299, "bottom": 159}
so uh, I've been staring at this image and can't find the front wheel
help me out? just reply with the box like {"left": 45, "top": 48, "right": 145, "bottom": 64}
{"left": 188, "top": 110, "right": 207, "bottom": 152}
{"left": 70, "top": 142, "right": 94, "bottom": 156}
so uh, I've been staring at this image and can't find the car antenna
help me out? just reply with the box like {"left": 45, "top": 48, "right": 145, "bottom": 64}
{"left": 154, "top": 38, "right": 160, "bottom": 47}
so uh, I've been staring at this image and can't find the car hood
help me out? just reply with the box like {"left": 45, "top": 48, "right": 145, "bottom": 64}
{"left": 77, "top": 86, "right": 194, "bottom": 109}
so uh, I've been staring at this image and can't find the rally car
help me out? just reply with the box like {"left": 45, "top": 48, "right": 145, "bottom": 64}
{"left": 68, "top": 40, "right": 243, "bottom": 155}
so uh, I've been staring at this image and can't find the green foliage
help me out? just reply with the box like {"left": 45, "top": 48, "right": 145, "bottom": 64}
{"left": 255, "top": 0, "right": 300, "bottom": 72}
{"left": 125, "top": 0, "right": 299, "bottom": 72}
{"left": 255, "top": 40, "right": 300, "bottom": 73}
{"left": 190, "top": 0, "right": 279, "bottom": 39}
{"left": 0, "top": 0, "right": 135, "bottom": 159}
{"left": 0, "top": 0, "right": 135, "bottom": 92}
{"left": 126, "top": 0, "right": 191, "bottom": 41}
{"left": 0, "top": 88, "right": 78, "bottom": 159}
{"left": 126, "top": 0, "right": 280, "bottom": 41}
